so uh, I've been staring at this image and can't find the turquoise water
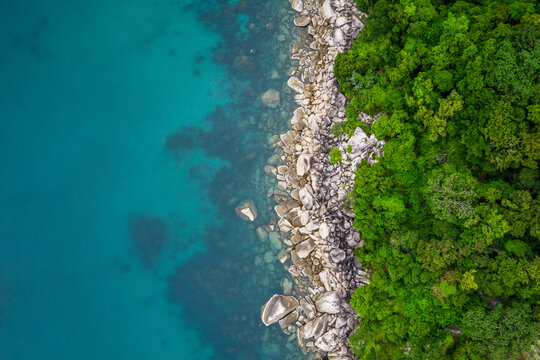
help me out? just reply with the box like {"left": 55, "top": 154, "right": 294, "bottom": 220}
{"left": 0, "top": 0, "right": 304, "bottom": 359}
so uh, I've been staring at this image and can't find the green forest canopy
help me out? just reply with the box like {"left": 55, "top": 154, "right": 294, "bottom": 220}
{"left": 334, "top": 0, "right": 540, "bottom": 358}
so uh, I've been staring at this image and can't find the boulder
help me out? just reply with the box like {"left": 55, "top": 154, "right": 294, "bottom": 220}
{"left": 319, "top": 269, "right": 332, "bottom": 291}
{"left": 296, "top": 239, "right": 315, "bottom": 258}
{"left": 315, "top": 291, "right": 341, "bottom": 314}
{"left": 330, "top": 248, "right": 346, "bottom": 263}
{"left": 261, "top": 89, "right": 280, "bottom": 108}
{"left": 294, "top": 16, "right": 311, "bottom": 27}
{"left": 333, "top": 28, "right": 344, "bottom": 44}
{"left": 275, "top": 200, "right": 299, "bottom": 217}
{"left": 279, "top": 310, "right": 299, "bottom": 329}
{"left": 299, "top": 211, "right": 309, "bottom": 226}
{"left": 287, "top": 76, "right": 305, "bottom": 94}
{"left": 290, "top": 107, "right": 304, "bottom": 125}
{"left": 320, "top": 0, "right": 336, "bottom": 19}
{"left": 300, "top": 298, "right": 317, "bottom": 318}
{"left": 315, "top": 330, "right": 338, "bottom": 352}
{"left": 335, "top": 16, "right": 348, "bottom": 27}
{"left": 261, "top": 294, "right": 299, "bottom": 326}
{"left": 319, "top": 222, "right": 330, "bottom": 238}
{"left": 235, "top": 200, "right": 257, "bottom": 221}
{"left": 296, "top": 154, "right": 311, "bottom": 176}
{"left": 291, "top": 0, "right": 303, "bottom": 12}
{"left": 301, "top": 314, "right": 327, "bottom": 339}
{"left": 278, "top": 217, "right": 293, "bottom": 232}
{"left": 347, "top": 127, "right": 370, "bottom": 157}
{"left": 299, "top": 187, "right": 314, "bottom": 210}
{"left": 335, "top": 317, "right": 348, "bottom": 328}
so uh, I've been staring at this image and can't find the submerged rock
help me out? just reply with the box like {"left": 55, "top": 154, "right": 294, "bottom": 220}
{"left": 261, "top": 294, "right": 299, "bottom": 326}
{"left": 261, "top": 88, "right": 281, "bottom": 108}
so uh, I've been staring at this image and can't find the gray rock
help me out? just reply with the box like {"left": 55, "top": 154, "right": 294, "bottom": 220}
{"left": 330, "top": 248, "right": 346, "bottom": 263}
{"left": 335, "top": 16, "right": 348, "bottom": 27}
{"left": 275, "top": 200, "right": 299, "bottom": 217}
{"left": 319, "top": 222, "right": 330, "bottom": 238}
{"left": 301, "top": 314, "right": 327, "bottom": 339}
{"left": 315, "top": 330, "right": 337, "bottom": 352}
{"left": 334, "top": 28, "right": 344, "bottom": 44}
{"left": 296, "top": 239, "right": 315, "bottom": 258}
{"left": 278, "top": 217, "right": 293, "bottom": 232}
{"left": 299, "top": 187, "right": 314, "bottom": 210}
{"left": 296, "top": 154, "right": 311, "bottom": 176}
{"left": 300, "top": 298, "right": 317, "bottom": 318}
{"left": 335, "top": 317, "right": 348, "bottom": 328}
{"left": 261, "top": 294, "right": 299, "bottom": 326}
{"left": 347, "top": 127, "right": 371, "bottom": 157}
{"left": 279, "top": 310, "right": 299, "bottom": 329}
{"left": 315, "top": 291, "right": 341, "bottom": 314}
{"left": 319, "top": 268, "right": 332, "bottom": 291}
{"left": 261, "top": 89, "right": 280, "bottom": 108}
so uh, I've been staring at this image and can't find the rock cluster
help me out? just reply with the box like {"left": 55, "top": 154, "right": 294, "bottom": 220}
{"left": 260, "top": 0, "right": 386, "bottom": 358}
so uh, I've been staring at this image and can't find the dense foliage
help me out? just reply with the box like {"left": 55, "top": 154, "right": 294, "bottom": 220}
{"left": 334, "top": 0, "right": 540, "bottom": 358}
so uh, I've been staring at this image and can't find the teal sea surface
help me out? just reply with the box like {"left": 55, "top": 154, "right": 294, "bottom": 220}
{"left": 0, "top": 0, "right": 304, "bottom": 359}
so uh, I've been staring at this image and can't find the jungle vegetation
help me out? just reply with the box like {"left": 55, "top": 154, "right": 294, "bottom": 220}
{"left": 334, "top": 0, "right": 540, "bottom": 358}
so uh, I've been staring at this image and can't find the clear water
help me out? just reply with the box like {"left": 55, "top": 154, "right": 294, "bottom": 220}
{"left": 0, "top": 0, "right": 305, "bottom": 359}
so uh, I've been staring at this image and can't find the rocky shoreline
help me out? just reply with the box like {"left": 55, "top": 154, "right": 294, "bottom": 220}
{"left": 257, "top": 0, "right": 385, "bottom": 358}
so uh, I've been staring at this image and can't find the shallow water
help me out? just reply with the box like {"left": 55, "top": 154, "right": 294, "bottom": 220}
{"left": 0, "top": 0, "right": 306, "bottom": 359}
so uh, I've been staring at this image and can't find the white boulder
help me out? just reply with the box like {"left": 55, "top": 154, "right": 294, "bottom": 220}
{"left": 315, "top": 291, "right": 341, "bottom": 314}
{"left": 291, "top": 0, "right": 303, "bottom": 12}
{"left": 235, "top": 200, "right": 257, "bottom": 221}
{"left": 296, "top": 154, "right": 312, "bottom": 176}
{"left": 261, "top": 294, "right": 299, "bottom": 326}
{"left": 296, "top": 239, "right": 315, "bottom": 258}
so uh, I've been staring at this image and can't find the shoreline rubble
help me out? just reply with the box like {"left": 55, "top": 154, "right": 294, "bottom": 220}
{"left": 259, "top": 0, "right": 385, "bottom": 358}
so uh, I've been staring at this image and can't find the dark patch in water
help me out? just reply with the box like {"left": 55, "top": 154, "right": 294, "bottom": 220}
{"left": 165, "top": 126, "right": 201, "bottom": 151}
{"left": 111, "top": 257, "right": 132, "bottom": 274}
{"left": 128, "top": 215, "right": 169, "bottom": 268}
